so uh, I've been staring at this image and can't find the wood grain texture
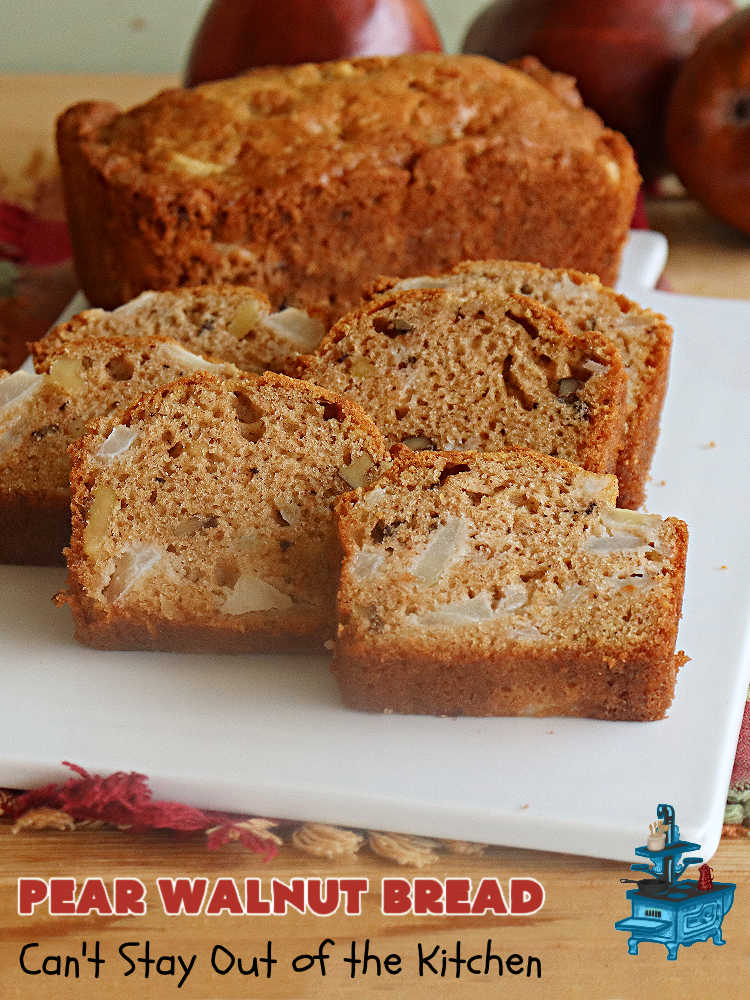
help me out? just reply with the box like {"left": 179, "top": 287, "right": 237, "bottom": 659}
{"left": 1, "top": 824, "right": 748, "bottom": 998}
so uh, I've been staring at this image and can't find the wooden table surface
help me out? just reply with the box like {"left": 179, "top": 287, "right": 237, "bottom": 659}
{"left": 2, "top": 75, "right": 749, "bottom": 999}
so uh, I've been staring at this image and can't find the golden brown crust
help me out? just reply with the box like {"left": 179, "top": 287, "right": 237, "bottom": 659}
{"left": 332, "top": 646, "right": 685, "bottom": 721}
{"left": 613, "top": 331, "right": 672, "bottom": 509}
{"left": 62, "top": 599, "right": 326, "bottom": 654}
{"left": 332, "top": 447, "right": 688, "bottom": 720}
{"left": 57, "top": 54, "right": 639, "bottom": 322}
{"left": 509, "top": 55, "right": 584, "bottom": 110}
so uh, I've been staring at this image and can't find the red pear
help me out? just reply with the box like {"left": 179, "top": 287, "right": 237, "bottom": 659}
{"left": 185, "top": 0, "right": 442, "bottom": 86}
{"left": 463, "top": 0, "right": 554, "bottom": 63}
{"left": 667, "top": 7, "right": 750, "bottom": 235}
{"left": 463, "top": 0, "right": 736, "bottom": 176}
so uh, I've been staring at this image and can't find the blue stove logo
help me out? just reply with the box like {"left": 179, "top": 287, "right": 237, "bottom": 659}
{"left": 614, "top": 803, "right": 736, "bottom": 961}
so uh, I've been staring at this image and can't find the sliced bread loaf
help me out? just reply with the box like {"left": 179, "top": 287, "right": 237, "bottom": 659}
{"left": 370, "top": 260, "right": 672, "bottom": 508}
{"left": 0, "top": 336, "right": 238, "bottom": 565}
{"left": 333, "top": 447, "right": 688, "bottom": 720}
{"left": 291, "top": 287, "right": 627, "bottom": 474}
{"left": 61, "top": 371, "right": 386, "bottom": 652}
{"left": 32, "top": 285, "right": 325, "bottom": 375}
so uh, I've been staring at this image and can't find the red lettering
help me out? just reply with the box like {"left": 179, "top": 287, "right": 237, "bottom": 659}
{"left": 49, "top": 878, "right": 76, "bottom": 915}
{"left": 76, "top": 879, "right": 113, "bottom": 915}
{"left": 307, "top": 878, "right": 339, "bottom": 916}
{"left": 206, "top": 878, "right": 244, "bottom": 915}
{"left": 114, "top": 879, "right": 146, "bottom": 915}
{"left": 381, "top": 878, "right": 411, "bottom": 914}
{"left": 243, "top": 878, "right": 270, "bottom": 914}
{"left": 157, "top": 877, "right": 208, "bottom": 915}
{"left": 509, "top": 878, "right": 545, "bottom": 915}
{"left": 471, "top": 878, "right": 508, "bottom": 915}
{"left": 17, "top": 878, "right": 47, "bottom": 916}
{"left": 340, "top": 878, "right": 369, "bottom": 915}
{"left": 271, "top": 879, "right": 306, "bottom": 915}
{"left": 413, "top": 878, "right": 444, "bottom": 914}
{"left": 444, "top": 878, "right": 472, "bottom": 914}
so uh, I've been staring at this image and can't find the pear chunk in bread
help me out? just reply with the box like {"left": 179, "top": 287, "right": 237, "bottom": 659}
{"left": 291, "top": 287, "right": 627, "bottom": 474}
{"left": 333, "top": 447, "right": 688, "bottom": 720}
{"left": 62, "top": 372, "right": 386, "bottom": 652}
{"left": 33, "top": 285, "right": 325, "bottom": 375}
{"left": 0, "top": 336, "right": 239, "bottom": 565}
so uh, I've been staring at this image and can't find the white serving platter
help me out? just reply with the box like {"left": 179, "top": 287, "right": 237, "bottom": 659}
{"left": 2, "top": 230, "right": 749, "bottom": 862}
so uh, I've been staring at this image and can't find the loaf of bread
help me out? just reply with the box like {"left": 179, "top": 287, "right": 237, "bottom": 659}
{"left": 61, "top": 371, "right": 386, "bottom": 651}
{"left": 33, "top": 286, "right": 325, "bottom": 374}
{"left": 371, "top": 260, "right": 672, "bottom": 508}
{"left": 0, "top": 336, "right": 238, "bottom": 565}
{"left": 57, "top": 54, "right": 639, "bottom": 322}
{"left": 333, "top": 447, "right": 688, "bottom": 720}
{"left": 291, "top": 286, "right": 627, "bottom": 473}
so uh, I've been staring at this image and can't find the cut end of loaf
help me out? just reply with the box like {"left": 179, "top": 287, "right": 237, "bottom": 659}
{"left": 333, "top": 447, "right": 688, "bottom": 720}
{"left": 369, "top": 258, "right": 673, "bottom": 509}
{"left": 0, "top": 334, "right": 242, "bottom": 565}
{"left": 64, "top": 371, "right": 386, "bottom": 652}
{"left": 295, "top": 286, "right": 627, "bottom": 475}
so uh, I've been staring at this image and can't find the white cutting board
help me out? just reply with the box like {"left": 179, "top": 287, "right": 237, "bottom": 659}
{"left": 2, "top": 231, "right": 749, "bottom": 862}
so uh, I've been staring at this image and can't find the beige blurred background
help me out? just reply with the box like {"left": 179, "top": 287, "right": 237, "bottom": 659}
{"left": 4, "top": 1, "right": 747, "bottom": 72}
{"left": 0, "top": 1, "right": 490, "bottom": 72}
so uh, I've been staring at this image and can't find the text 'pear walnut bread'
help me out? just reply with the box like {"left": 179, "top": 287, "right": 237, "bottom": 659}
{"left": 57, "top": 53, "right": 639, "bottom": 321}
{"left": 0, "top": 337, "right": 238, "bottom": 566}
{"left": 370, "top": 260, "right": 673, "bottom": 509}
{"left": 333, "top": 448, "right": 688, "bottom": 721}
{"left": 60, "top": 372, "right": 386, "bottom": 652}
{"left": 291, "top": 286, "right": 627, "bottom": 472}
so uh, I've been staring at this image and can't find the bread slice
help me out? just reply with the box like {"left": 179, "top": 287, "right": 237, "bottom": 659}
{"left": 0, "top": 371, "right": 79, "bottom": 566}
{"left": 333, "top": 447, "right": 688, "bottom": 720}
{"left": 370, "top": 260, "right": 672, "bottom": 508}
{"left": 291, "top": 287, "right": 626, "bottom": 474}
{"left": 32, "top": 285, "right": 325, "bottom": 375}
{"left": 0, "top": 336, "right": 239, "bottom": 565}
{"left": 61, "top": 371, "right": 386, "bottom": 652}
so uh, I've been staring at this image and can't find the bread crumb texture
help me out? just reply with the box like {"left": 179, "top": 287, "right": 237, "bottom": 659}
{"left": 293, "top": 286, "right": 627, "bottom": 475}
{"left": 33, "top": 286, "right": 324, "bottom": 375}
{"left": 333, "top": 448, "right": 688, "bottom": 720}
{"left": 368, "top": 259, "right": 673, "bottom": 509}
{"left": 1, "top": 337, "right": 238, "bottom": 500}
{"left": 0, "top": 334, "right": 241, "bottom": 565}
{"left": 63, "top": 371, "right": 385, "bottom": 651}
